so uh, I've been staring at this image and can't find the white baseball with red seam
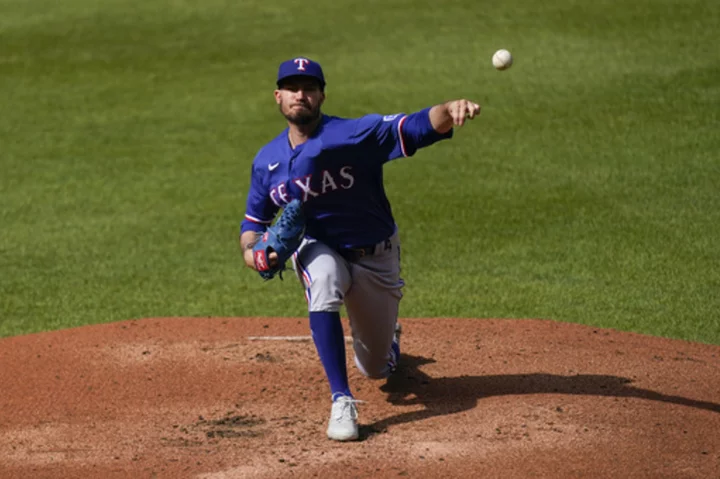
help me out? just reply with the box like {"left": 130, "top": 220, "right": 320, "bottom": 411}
{"left": 492, "top": 49, "right": 513, "bottom": 70}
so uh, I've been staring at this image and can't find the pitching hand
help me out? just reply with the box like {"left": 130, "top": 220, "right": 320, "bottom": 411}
{"left": 446, "top": 99, "right": 481, "bottom": 127}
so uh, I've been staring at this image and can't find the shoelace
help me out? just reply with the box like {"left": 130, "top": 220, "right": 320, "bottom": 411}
{"left": 333, "top": 398, "right": 364, "bottom": 420}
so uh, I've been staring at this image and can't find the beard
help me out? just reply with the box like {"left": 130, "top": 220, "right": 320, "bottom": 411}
{"left": 280, "top": 100, "right": 321, "bottom": 126}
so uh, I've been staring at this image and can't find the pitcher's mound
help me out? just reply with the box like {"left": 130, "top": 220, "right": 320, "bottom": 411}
{"left": 0, "top": 317, "right": 718, "bottom": 478}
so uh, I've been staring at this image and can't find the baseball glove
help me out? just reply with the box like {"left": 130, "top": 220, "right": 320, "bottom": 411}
{"left": 252, "top": 199, "right": 305, "bottom": 280}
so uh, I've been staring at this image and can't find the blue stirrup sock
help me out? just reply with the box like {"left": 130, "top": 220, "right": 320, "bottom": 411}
{"left": 309, "top": 311, "right": 352, "bottom": 401}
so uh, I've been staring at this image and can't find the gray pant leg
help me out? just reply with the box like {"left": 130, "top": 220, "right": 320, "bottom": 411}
{"left": 345, "top": 234, "right": 403, "bottom": 379}
{"left": 293, "top": 238, "right": 352, "bottom": 312}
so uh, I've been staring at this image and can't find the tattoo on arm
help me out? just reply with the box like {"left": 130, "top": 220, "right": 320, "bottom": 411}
{"left": 242, "top": 232, "right": 262, "bottom": 251}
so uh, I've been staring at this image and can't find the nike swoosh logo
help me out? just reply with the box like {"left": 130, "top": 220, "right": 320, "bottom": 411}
{"left": 268, "top": 163, "right": 280, "bottom": 171}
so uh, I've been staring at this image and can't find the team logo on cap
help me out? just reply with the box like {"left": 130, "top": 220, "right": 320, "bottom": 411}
{"left": 293, "top": 58, "right": 310, "bottom": 71}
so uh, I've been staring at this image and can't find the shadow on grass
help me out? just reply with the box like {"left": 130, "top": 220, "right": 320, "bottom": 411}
{"left": 360, "top": 353, "right": 719, "bottom": 439}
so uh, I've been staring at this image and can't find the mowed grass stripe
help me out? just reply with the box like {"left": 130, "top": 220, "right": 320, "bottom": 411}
{"left": 1, "top": 0, "right": 718, "bottom": 342}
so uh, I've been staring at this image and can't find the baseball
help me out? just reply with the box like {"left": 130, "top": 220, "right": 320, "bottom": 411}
{"left": 492, "top": 49, "right": 513, "bottom": 70}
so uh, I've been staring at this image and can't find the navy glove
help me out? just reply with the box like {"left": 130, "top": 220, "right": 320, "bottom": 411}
{"left": 252, "top": 199, "right": 305, "bottom": 280}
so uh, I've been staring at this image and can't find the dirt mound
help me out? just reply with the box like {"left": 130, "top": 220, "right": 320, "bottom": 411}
{"left": 0, "top": 317, "right": 718, "bottom": 478}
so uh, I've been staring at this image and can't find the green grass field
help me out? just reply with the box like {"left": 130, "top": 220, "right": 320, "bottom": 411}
{"left": 1, "top": 0, "right": 719, "bottom": 343}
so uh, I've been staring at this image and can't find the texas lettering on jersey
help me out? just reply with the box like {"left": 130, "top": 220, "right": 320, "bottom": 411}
{"left": 270, "top": 167, "right": 355, "bottom": 206}
{"left": 241, "top": 110, "right": 452, "bottom": 247}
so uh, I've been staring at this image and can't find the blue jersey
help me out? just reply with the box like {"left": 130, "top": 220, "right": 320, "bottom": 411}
{"left": 241, "top": 107, "right": 452, "bottom": 249}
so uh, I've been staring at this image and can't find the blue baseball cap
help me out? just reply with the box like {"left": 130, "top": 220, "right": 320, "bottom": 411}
{"left": 276, "top": 57, "right": 326, "bottom": 89}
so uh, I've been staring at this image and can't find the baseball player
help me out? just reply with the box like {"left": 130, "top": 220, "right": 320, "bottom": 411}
{"left": 239, "top": 57, "right": 480, "bottom": 441}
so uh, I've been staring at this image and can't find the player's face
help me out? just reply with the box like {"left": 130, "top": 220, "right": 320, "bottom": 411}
{"left": 275, "top": 77, "right": 325, "bottom": 126}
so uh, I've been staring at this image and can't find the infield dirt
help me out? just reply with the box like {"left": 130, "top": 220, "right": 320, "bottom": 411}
{"left": 0, "top": 317, "right": 718, "bottom": 478}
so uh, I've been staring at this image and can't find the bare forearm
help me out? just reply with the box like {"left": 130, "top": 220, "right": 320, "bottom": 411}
{"left": 240, "top": 230, "right": 279, "bottom": 270}
{"left": 240, "top": 231, "right": 261, "bottom": 269}
{"left": 429, "top": 99, "right": 481, "bottom": 133}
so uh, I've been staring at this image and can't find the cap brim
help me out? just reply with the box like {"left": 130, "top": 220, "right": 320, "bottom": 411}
{"left": 277, "top": 74, "right": 325, "bottom": 88}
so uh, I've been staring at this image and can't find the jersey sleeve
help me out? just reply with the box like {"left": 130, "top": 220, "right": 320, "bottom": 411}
{"left": 354, "top": 108, "right": 453, "bottom": 162}
{"left": 240, "top": 161, "right": 279, "bottom": 234}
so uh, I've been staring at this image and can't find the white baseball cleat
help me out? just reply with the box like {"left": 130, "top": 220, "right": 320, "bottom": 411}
{"left": 327, "top": 395, "right": 360, "bottom": 441}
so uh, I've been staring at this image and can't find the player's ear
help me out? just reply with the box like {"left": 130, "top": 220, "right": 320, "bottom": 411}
{"left": 273, "top": 89, "right": 282, "bottom": 105}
